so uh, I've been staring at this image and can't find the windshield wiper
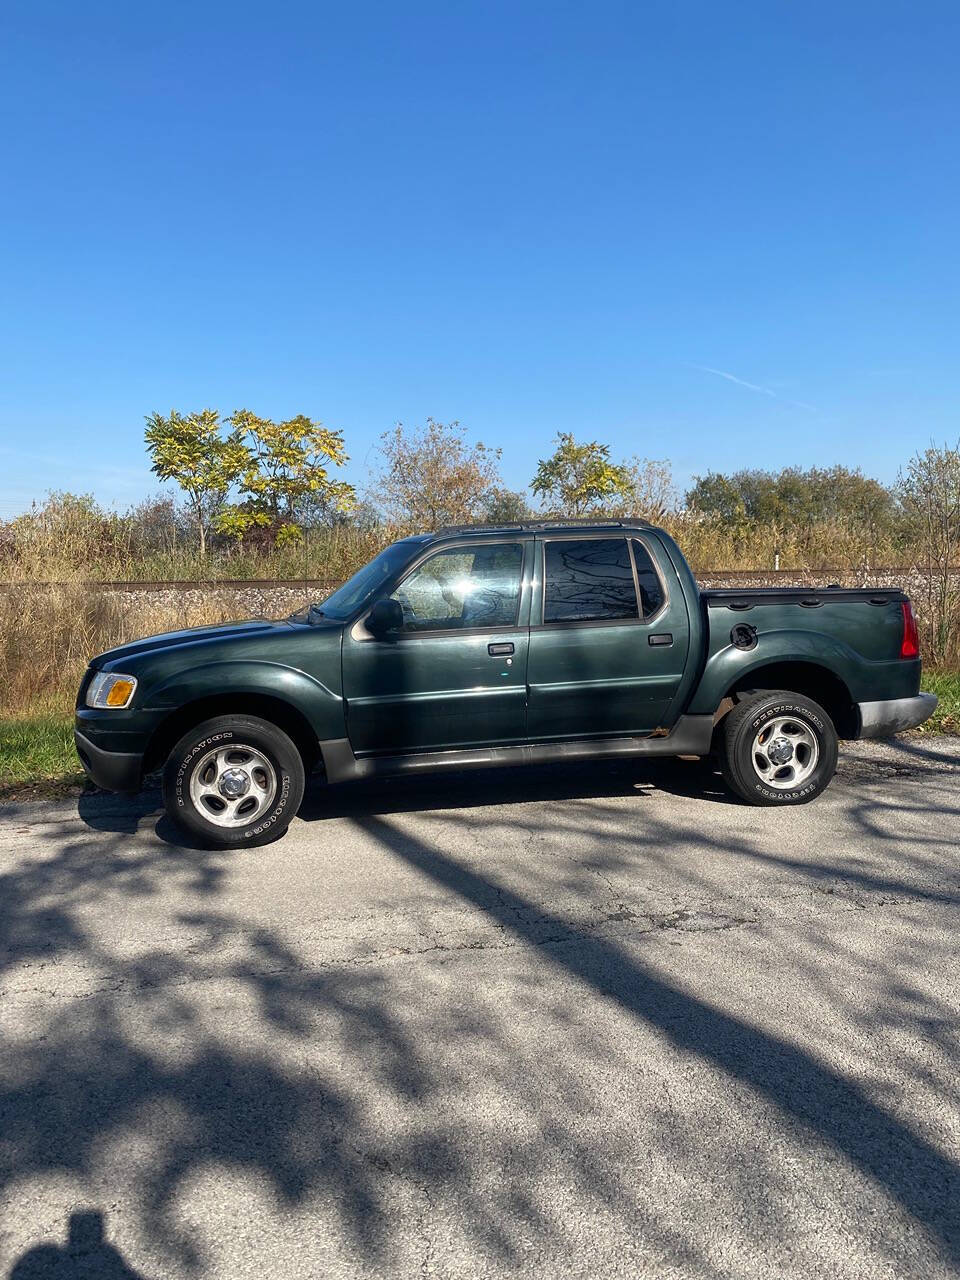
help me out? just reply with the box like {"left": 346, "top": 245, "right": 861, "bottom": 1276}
{"left": 286, "top": 603, "right": 326, "bottom": 624}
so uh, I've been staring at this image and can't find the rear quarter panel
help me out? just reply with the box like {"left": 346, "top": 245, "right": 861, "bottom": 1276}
{"left": 688, "top": 597, "right": 920, "bottom": 714}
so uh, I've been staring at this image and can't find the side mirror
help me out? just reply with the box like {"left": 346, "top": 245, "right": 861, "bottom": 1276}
{"left": 367, "top": 597, "right": 404, "bottom": 636}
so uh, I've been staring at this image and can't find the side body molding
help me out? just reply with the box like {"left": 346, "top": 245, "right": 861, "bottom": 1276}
{"left": 319, "top": 714, "right": 715, "bottom": 785}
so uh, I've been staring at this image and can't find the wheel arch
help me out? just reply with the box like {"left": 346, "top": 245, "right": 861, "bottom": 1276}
{"left": 143, "top": 693, "right": 322, "bottom": 776}
{"left": 717, "top": 661, "right": 858, "bottom": 738}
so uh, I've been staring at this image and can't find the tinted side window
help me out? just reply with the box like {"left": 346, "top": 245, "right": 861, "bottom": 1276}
{"left": 391, "top": 543, "right": 523, "bottom": 631}
{"left": 543, "top": 538, "right": 639, "bottom": 623}
{"left": 632, "top": 539, "right": 665, "bottom": 619}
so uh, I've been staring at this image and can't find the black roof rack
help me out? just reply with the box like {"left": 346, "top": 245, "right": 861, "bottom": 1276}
{"left": 434, "top": 517, "right": 655, "bottom": 535}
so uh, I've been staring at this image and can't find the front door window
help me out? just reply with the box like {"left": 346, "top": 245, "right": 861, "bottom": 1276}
{"left": 391, "top": 543, "right": 524, "bottom": 632}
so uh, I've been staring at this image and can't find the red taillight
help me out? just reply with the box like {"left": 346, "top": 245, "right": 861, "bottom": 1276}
{"left": 900, "top": 600, "right": 920, "bottom": 659}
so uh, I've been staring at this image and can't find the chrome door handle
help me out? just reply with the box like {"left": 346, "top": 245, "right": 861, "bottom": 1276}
{"left": 488, "top": 642, "right": 514, "bottom": 656}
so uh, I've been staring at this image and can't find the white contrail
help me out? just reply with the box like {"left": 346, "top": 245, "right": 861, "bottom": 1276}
{"left": 694, "top": 365, "right": 817, "bottom": 412}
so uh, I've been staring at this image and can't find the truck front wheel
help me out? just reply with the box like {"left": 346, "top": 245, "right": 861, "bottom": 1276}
{"left": 718, "top": 690, "right": 838, "bottom": 806}
{"left": 162, "top": 715, "right": 306, "bottom": 848}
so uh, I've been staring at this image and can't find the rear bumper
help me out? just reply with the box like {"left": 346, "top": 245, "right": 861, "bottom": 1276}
{"left": 75, "top": 730, "right": 143, "bottom": 792}
{"left": 856, "top": 692, "right": 938, "bottom": 739}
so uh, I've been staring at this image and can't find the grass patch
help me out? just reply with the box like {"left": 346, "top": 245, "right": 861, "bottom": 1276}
{"left": 918, "top": 670, "right": 960, "bottom": 735}
{"left": 0, "top": 711, "right": 84, "bottom": 800}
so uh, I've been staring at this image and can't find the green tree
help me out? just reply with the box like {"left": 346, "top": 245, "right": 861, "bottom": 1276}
{"left": 227, "top": 409, "right": 355, "bottom": 542}
{"left": 803, "top": 466, "right": 896, "bottom": 533}
{"left": 144, "top": 410, "right": 247, "bottom": 558}
{"left": 685, "top": 471, "right": 759, "bottom": 523}
{"left": 482, "top": 487, "right": 532, "bottom": 523}
{"left": 531, "top": 433, "right": 632, "bottom": 517}
{"left": 213, "top": 500, "right": 271, "bottom": 550}
{"left": 687, "top": 466, "right": 895, "bottom": 531}
{"left": 371, "top": 419, "right": 504, "bottom": 527}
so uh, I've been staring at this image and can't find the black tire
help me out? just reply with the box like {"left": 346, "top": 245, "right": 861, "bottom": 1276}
{"left": 162, "top": 715, "right": 306, "bottom": 849}
{"left": 718, "top": 690, "right": 838, "bottom": 806}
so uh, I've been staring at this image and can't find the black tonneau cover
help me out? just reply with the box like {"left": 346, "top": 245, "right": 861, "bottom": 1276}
{"left": 702, "top": 587, "right": 907, "bottom": 609}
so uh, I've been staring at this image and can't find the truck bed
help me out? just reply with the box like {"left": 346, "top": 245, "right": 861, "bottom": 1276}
{"left": 689, "top": 582, "right": 919, "bottom": 723}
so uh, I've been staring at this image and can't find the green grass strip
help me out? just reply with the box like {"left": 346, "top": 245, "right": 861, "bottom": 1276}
{"left": 0, "top": 712, "right": 85, "bottom": 798}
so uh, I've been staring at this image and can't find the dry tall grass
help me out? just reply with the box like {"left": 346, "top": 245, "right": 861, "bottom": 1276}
{"left": 0, "top": 514, "right": 395, "bottom": 584}
{"left": 1, "top": 500, "right": 914, "bottom": 582}
{"left": 0, "top": 574, "right": 956, "bottom": 751}
{"left": 0, "top": 586, "right": 237, "bottom": 715}
{"left": 662, "top": 514, "right": 904, "bottom": 573}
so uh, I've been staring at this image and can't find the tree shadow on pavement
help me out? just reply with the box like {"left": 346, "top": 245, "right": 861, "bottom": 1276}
{"left": 881, "top": 736, "right": 960, "bottom": 767}
{"left": 2, "top": 751, "right": 960, "bottom": 1275}
{"left": 355, "top": 812, "right": 960, "bottom": 1264}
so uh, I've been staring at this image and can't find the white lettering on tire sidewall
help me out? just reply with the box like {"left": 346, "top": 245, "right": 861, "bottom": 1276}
{"left": 747, "top": 702, "right": 824, "bottom": 800}
{"left": 243, "top": 772, "right": 291, "bottom": 839}
{"left": 750, "top": 702, "right": 824, "bottom": 734}
{"left": 174, "top": 729, "right": 234, "bottom": 808}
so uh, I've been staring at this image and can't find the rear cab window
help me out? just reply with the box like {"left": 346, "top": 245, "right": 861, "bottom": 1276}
{"left": 632, "top": 538, "right": 665, "bottom": 619}
{"left": 541, "top": 536, "right": 665, "bottom": 624}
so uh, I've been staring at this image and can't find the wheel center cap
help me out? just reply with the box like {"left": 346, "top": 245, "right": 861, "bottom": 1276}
{"left": 219, "top": 768, "right": 251, "bottom": 799}
{"left": 767, "top": 736, "right": 794, "bottom": 766}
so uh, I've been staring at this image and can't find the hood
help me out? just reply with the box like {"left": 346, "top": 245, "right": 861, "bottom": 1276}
{"left": 91, "top": 618, "right": 329, "bottom": 669}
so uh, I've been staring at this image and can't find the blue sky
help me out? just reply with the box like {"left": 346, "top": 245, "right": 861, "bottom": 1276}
{"left": 1, "top": 0, "right": 957, "bottom": 517}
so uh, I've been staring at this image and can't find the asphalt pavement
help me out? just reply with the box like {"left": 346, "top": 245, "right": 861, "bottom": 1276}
{"left": 1, "top": 738, "right": 959, "bottom": 1279}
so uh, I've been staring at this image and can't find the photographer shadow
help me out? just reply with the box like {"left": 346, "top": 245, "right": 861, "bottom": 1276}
{"left": 9, "top": 1211, "right": 147, "bottom": 1279}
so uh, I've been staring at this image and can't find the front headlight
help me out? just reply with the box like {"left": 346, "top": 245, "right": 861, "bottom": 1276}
{"left": 86, "top": 671, "right": 138, "bottom": 709}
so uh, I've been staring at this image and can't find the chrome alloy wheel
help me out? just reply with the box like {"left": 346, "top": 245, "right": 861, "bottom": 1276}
{"left": 188, "top": 743, "right": 278, "bottom": 827}
{"left": 750, "top": 716, "right": 819, "bottom": 790}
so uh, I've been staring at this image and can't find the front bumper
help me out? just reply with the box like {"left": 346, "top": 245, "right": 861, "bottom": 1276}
{"left": 75, "top": 730, "right": 143, "bottom": 792}
{"left": 856, "top": 692, "right": 938, "bottom": 739}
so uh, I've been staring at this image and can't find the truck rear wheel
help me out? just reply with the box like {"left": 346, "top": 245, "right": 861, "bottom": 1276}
{"left": 162, "top": 715, "right": 305, "bottom": 848}
{"left": 718, "top": 690, "right": 838, "bottom": 806}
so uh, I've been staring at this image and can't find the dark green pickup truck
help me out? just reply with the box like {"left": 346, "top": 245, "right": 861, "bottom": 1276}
{"left": 75, "top": 520, "right": 936, "bottom": 848}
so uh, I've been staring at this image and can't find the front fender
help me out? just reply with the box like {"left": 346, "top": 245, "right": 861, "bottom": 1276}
{"left": 143, "top": 660, "right": 346, "bottom": 741}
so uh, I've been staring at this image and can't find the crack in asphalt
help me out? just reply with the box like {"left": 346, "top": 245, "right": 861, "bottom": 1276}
{"left": 335, "top": 1136, "right": 440, "bottom": 1277}
{"left": 0, "top": 903, "right": 759, "bottom": 1002}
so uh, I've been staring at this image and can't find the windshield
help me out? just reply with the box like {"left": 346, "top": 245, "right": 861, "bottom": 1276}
{"left": 305, "top": 539, "right": 424, "bottom": 621}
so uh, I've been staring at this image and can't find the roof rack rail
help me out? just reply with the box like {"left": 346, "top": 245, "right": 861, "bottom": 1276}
{"left": 435, "top": 516, "right": 654, "bottom": 534}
